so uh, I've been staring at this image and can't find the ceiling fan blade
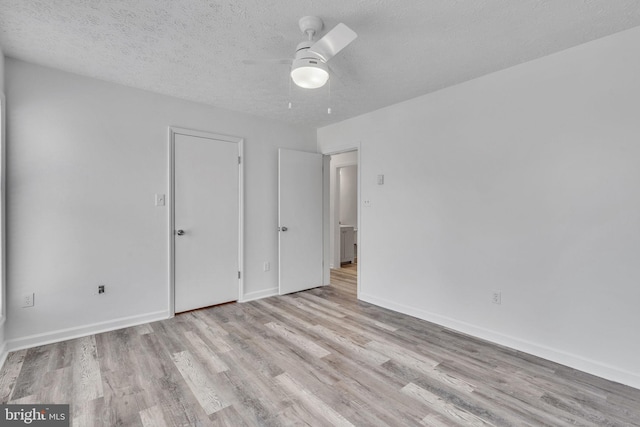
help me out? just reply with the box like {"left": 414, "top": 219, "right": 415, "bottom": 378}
{"left": 242, "top": 58, "right": 292, "bottom": 65}
{"left": 309, "top": 23, "right": 357, "bottom": 62}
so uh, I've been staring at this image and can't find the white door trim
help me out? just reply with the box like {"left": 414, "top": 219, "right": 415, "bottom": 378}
{"left": 321, "top": 143, "right": 361, "bottom": 297}
{"left": 0, "top": 93, "right": 6, "bottom": 325}
{"left": 168, "top": 126, "right": 244, "bottom": 316}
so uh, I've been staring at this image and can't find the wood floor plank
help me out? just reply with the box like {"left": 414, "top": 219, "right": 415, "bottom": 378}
{"left": 134, "top": 323, "right": 154, "bottom": 335}
{"left": 308, "top": 324, "right": 391, "bottom": 366}
{"left": 187, "top": 314, "right": 235, "bottom": 354}
{"left": 275, "top": 372, "right": 355, "bottom": 427}
{"left": 183, "top": 331, "right": 229, "bottom": 374}
{"left": 282, "top": 295, "right": 346, "bottom": 319}
{"left": 1, "top": 265, "right": 639, "bottom": 426}
{"left": 72, "top": 335, "right": 104, "bottom": 402}
{"left": 171, "top": 350, "right": 230, "bottom": 415}
{"left": 191, "top": 310, "right": 231, "bottom": 336}
{"left": 7, "top": 345, "right": 50, "bottom": 401}
{"left": 421, "top": 413, "right": 454, "bottom": 427}
{"left": 39, "top": 366, "right": 74, "bottom": 404}
{"left": 366, "top": 339, "right": 440, "bottom": 374}
{"left": 134, "top": 333, "right": 214, "bottom": 426}
{"left": 401, "top": 382, "right": 494, "bottom": 426}
{"left": 319, "top": 354, "right": 437, "bottom": 425}
{"left": 297, "top": 292, "right": 399, "bottom": 332}
{"left": 0, "top": 349, "right": 26, "bottom": 401}
{"left": 139, "top": 404, "right": 169, "bottom": 427}
{"left": 252, "top": 298, "right": 317, "bottom": 329}
{"left": 264, "top": 322, "right": 331, "bottom": 358}
{"left": 72, "top": 397, "right": 111, "bottom": 427}
{"left": 208, "top": 404, "right": 254, "bottom": 427}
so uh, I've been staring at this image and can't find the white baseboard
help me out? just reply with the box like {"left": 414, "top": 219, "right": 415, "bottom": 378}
{"left": 0, "top": 317, "right": 7, "bottom": 370}
{"left": 0, "top": 341, "right": 7, "bottom": 372}
{"left": 6, "top": 310, "right": 170, "bottom": 353}
{"left": 240, "top": 287, "right": 278, "bottom": 302}
{"left": 360, "top": 292, "right": 640, "bottom": 390}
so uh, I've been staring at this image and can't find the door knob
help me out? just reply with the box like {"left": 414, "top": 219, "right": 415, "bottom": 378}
{"left": 176, "top": 229, "right": 185, "bottom": 236}
{"left": 279, "top": 226, "right": 288, "bottom": 232}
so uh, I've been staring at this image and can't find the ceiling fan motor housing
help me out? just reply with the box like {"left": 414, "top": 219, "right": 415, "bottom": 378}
{"left": 291, "top": 40, "right": 329, "bottom": 89}
{"left": 291, "top": 56, "right": 328, "bottom": 73}
{"left": 294, "top": 41, "right": 325, "bottom": 61}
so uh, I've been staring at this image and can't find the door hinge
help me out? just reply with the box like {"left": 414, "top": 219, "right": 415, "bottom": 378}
{"left": 238, "top": 271, "right": 241, "bottom": 279}
{"left": 238, "top": 156, "right": 242, "bottom": 164}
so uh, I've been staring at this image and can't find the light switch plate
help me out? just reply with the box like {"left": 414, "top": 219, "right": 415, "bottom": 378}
{"left": 155, "top": 194, "right": 166, "bottom": 206}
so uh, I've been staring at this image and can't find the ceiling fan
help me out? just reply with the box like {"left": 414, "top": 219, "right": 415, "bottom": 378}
{"left": 290, "top": 16, "right": 357, "bottom": 89}
{"left": 245, "top": 16, "right": 357, "bottom": 90}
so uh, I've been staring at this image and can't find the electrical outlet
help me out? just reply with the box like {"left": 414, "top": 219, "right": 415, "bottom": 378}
{"left": 363, "top": 199, "right": 372, "bottom": 207}
{"left": 22, "top": 293, "right": 34, "bottom": 308}
{"left": 98, "top": 285, "right": 105, "bottom": 294}
{"left": 263, "top": 262, "right": 271, "bottom": 272}
{"left": 492, "top": 291, "right": 502, "bottom": 305}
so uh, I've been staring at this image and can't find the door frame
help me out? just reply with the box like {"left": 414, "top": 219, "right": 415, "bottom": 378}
{"left": 321, "top": 142, "right": 361, "bottom": 297}
{"left": 332, "top": 161, "right": 357, "bottom": 269}
{"left": 168, "top": 126, "right": 244, "bottom": 316}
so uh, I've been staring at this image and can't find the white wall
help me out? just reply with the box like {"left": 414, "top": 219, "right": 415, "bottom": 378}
{"left": 339, "top": 165, "right": 357, "bottom": 227}
{"left": 5, "top": 58, "right": 315, "bottom": 347}
{"left": 318, "top": 26, "right": 640, "bottom": 389}
{"left": 0, "top": 48, "right": 5, "bottom": 364}
{"left": 0, "top": 50, "right": 5, "bottom": 92}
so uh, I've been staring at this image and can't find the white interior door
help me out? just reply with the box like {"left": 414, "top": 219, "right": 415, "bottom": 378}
{"left": 278, "top": 148, "right": 324, "bottom": 295}
{"left": 173, "top": 131, "right": 239, "bottom": 313}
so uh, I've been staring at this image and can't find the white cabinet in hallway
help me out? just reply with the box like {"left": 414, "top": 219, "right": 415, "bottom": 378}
{"left": 340, "top": 225, "right": 355, "bottom": 264}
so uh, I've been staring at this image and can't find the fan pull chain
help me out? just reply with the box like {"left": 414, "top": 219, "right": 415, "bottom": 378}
{"left": 327, "top": 78, "right": 332, "bottom": 114}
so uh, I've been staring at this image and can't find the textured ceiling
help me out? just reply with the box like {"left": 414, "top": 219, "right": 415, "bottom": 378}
{"left": 1, "top": 1, "right": 639, "bottom": 128}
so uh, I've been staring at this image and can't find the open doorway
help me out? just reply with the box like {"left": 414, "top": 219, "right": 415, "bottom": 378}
{"left": 328, "top": 150, "right": 358, "bottom": 290}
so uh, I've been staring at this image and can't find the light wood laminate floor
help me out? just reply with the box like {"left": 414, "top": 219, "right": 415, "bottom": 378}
{"left": 1, "top": 265, "right": 639, "bottom": 426}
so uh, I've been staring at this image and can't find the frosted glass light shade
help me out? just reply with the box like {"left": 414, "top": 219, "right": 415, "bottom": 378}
{"left": 291, "top": 58, "right": 329, "bottom": 89}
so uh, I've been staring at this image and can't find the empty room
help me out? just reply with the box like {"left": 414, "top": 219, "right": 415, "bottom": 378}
{"left": 0, "top": 1, "right": 639, "bottom": 426}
